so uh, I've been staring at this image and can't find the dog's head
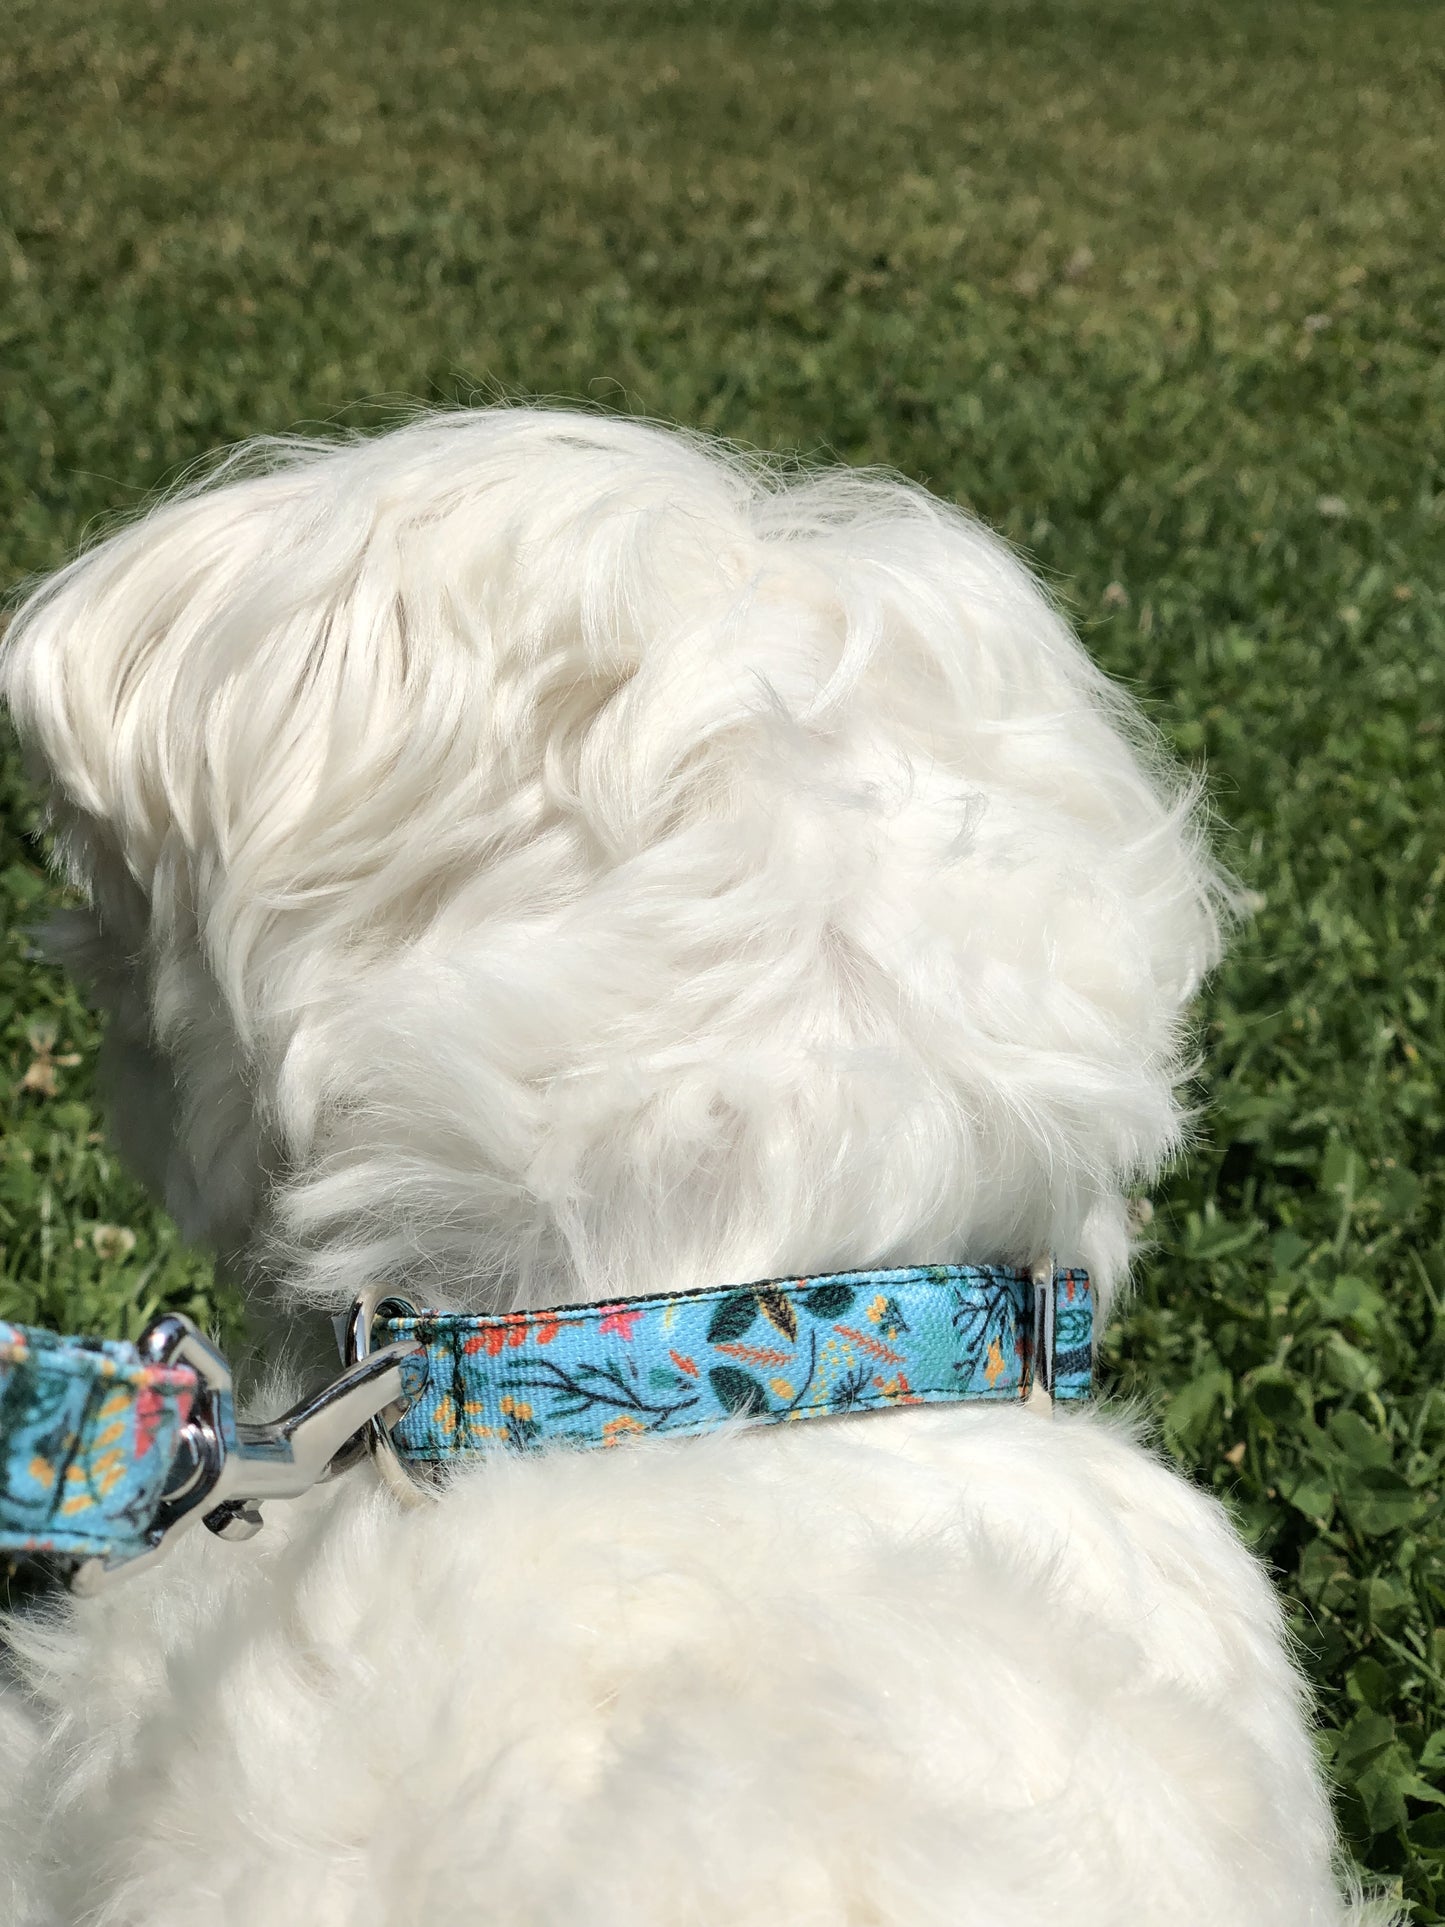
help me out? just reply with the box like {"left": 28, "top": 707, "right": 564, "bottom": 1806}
{"left": 2, "top": 410, "right": 1226, "bottom": 1325}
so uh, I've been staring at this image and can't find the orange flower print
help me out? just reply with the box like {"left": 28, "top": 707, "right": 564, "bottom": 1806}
{"left": 598, "top": 1305, "right": 642, "bottom": 1341}
{"left": 464, "top": 1312, "right": 531, "bottom": 1357}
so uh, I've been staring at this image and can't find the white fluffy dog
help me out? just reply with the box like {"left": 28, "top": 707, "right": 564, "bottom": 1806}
{"left": 0, "top": 410, "right": 1385, "bottom": 1925}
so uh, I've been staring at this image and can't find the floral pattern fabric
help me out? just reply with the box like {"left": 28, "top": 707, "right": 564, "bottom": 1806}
{"left": 383, "top": 1264, "right": 1093, "bottom": 1460}
{"left": 0, "top": 1319, "right": 195, "bottom": 1561}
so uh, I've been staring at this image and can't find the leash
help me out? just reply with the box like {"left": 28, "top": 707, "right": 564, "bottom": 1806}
{"left": 1, "top": 1261, "right": 1091, "bottom": 1593}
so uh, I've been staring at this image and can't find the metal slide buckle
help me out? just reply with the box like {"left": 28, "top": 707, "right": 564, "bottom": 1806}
{"left": 71, "top": 1312, "right": 423, "bottom": 1595}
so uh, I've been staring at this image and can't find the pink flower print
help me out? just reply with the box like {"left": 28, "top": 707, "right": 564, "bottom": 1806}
{"left": 598, "top": 1305, "right": 642, "bottom": 1341}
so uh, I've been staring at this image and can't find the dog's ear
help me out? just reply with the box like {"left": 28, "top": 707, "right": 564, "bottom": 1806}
{"left": 0, "top": 444, "right": 439, "bottom": 1251}
{"left": 2, "top": 447, "right": 476, "bottom": 1034}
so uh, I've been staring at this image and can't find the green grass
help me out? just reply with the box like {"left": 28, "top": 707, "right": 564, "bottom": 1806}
{"left": 2, "top": 0, "right": 1442, "bottom": 1908}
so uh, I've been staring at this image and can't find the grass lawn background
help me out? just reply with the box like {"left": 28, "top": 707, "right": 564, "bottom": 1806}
{"left": 2, "top": 0, "right": 1442, "bottom": 1909}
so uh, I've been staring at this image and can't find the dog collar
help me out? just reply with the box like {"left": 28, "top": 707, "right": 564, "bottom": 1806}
{"left": 1, "top": 1262, "right": 1090, "bottom": 1590}
{"left": 368, "top": 1262, "right": 1092, "bottom": 1463}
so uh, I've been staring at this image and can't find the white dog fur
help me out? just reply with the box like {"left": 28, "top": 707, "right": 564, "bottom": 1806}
{"left": 0, "top": 410, "right": 1389, "bottom": 1924}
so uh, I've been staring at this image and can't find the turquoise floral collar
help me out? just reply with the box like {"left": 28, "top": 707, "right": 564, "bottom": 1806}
{"left": 1, "top": 1262, "right": 1091, "bottom": 1589}
{"left": 367, "top": 1260, "right": 1093, "bottom": 1462}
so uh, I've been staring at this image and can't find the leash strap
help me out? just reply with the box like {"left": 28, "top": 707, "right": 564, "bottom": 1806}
{"left": 380, "top": 1264, "right": 1092, "bottom": 1460}
{"left": 0, "top": 1319, "right": 197, "bottom": 1563}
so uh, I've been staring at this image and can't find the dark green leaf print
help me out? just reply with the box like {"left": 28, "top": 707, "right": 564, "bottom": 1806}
{"left": 756, "top": 1287, "right": 799, "bottom": 1342}
{"left": 706, "top": 1292, "right": 758, "bottom": 1344}
{"left": 803, "top": 1283, "right": 856, "bottom": 1319}
{"left": 708, "top": 1366, "right": 768, "bottom": 1417}
{"left": 830, "top": 1365, "right": 873, "bottom": 1413}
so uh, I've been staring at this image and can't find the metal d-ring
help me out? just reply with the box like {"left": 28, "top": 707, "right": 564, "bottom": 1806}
{"left": 343, "top": 1289, "right": 435, "bottom": 1508}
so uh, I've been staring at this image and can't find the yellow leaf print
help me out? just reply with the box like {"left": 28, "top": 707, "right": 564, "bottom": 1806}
{"left": 96, "top": 1459, "right": 126, "bottom": 1498}
{"left": 984, "top": 1336, "right": 1005, "bottom": 1387}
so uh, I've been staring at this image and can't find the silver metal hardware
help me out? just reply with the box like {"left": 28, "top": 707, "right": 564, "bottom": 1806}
{"left": 70, "top": 1312, "right": 423, "bottom": 1595}
{"left": 343, "top": 1289, "right": 436, "bottom": 1508}
{"left": 1027, "top": 1256, "right": 1056, "bottom": 1412}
